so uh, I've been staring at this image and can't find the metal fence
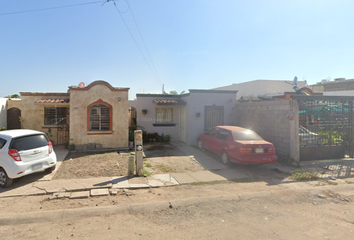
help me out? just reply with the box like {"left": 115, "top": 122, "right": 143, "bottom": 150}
{"left": 293, "top": 96, "right": 354, "bottom": 160}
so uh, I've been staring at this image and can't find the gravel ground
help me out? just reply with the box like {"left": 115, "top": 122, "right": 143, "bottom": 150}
{"left": 53, "top": 143, "right": 205, "bottom": 179}
{"left": 53, "top": 151, "right": 129, "bottom": 179}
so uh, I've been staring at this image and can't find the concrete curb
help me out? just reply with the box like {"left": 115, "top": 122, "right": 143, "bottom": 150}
{"left": 2, "top": 184, "right": 354, "bottom": 226}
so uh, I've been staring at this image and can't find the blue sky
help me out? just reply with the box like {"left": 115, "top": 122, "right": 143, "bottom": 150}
{"left": 1, "top": 0, "right": 353, "bottom": 99}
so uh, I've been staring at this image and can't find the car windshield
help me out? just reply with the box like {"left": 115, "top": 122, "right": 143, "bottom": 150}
{"left": 10, "top": 134, "right": 48, "bottom": 151}
{"left": 232, "top": 130, "right": 263, "bottom": 141}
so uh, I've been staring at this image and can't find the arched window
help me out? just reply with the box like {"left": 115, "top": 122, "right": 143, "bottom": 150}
{"left": 88, "top": 100, "right": 112, "bottom": 131}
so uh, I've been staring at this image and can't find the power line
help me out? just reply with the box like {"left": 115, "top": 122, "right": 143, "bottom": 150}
{"left": 127, "top": 1, "right": 162, "bottom": 85}
{"left": 0, "top": 1, "right": 104, "bottom": 16}
{"left": 113, "top": 1, "right": 162, "bottom": 86}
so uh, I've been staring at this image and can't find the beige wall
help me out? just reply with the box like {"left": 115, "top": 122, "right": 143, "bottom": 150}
{"left": 69, "top": 82, "right": 129, "bottom": 149}
{"left": 8, "top": 94, "right": 69, "bottom": 145}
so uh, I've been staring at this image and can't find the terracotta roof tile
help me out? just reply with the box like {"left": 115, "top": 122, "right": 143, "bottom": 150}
{"left": 153, "top": 99, "right": 186, "bottom": 105}
{"left": 35, "top": 99, "right": 70, "bottom": 104}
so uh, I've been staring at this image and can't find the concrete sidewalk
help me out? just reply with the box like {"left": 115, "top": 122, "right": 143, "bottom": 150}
{"left": 0, "top": 143, "right": 251, "bottom": 199}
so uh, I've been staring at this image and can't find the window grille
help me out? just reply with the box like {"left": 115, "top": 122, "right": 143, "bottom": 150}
{"left": 90, "top": 104, "right": 110, "bottom": 131}
{"left": 156, "top": 108, "right": 173, "bottom": 123}
{"left": 44, "top": 107, "right": 68, "bottom": 125}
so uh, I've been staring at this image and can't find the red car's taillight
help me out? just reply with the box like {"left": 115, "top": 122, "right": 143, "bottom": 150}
{"left": 48, "top": 141, "right": 53, "bottom": 154}
{"left": 237, "top": 147, "right": 252, "bottom": 154}
{"left": 268, "top": 147, "right": 276, "bottom": 154}
{"left": 8, "top": 149, "right": 22, "bottom": 161}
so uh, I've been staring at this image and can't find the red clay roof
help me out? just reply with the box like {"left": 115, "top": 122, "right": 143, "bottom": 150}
{"left": 35, "top": 99, "right": 70, "bottom": 104}
{"left": 153, "top": 99, "right": 186, "bottom": 105}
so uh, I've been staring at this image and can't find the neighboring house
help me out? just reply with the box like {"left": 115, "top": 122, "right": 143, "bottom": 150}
{"left": 0, "top": 98, "right": 7, "bottom": 129}
{"left": 214, "top": 80, "right": 307, "bottom": 98}
{"left": 7, "top": 81, "right": 129, "bottom": 150}
{"left": 130, "top": 89, "right": 238, "bottom": 145}
{"left": 309, "top": 78, "right": 354, "bottom": 96}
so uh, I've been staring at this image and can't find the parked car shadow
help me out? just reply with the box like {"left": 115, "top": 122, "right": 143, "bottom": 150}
{"left": 197, "top": 147, "right": 293, "bottom": 186}
{"left": 0, "top": 170, "right": 52, "bottom": 193}
{"left": 144, "top": 142, "right": 191, "bottom": 158}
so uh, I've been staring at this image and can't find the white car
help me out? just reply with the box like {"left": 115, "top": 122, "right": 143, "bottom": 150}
{"left": 0, "top": 129, "right": 57, "bottom": 187}
{"left": 299, "top": 126, "right": 320, "bottom": 146}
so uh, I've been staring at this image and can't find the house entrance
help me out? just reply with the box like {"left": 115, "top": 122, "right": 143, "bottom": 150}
{"left": 57, "top": 124, "right": 69, "bottom": 145}
{"left": 204, "top": 105, "right": 224, "bottom": 131}
{"left": 293, "top": 95, "right": 354, "bottom": 161}
{"left": 7, "top": 107, "right": 21, "bottom": 129}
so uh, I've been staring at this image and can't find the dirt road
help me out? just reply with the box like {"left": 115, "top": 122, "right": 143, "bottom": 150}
{"left": 1, "top": 181, "right": 354, "bottom": 240}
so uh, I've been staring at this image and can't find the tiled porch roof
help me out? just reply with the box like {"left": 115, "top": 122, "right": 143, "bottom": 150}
{"left": 153, "top": 99, "right": 186, "bottom": 106}
{"left": 35, "top": 99, "right": 70, "bottom": 104}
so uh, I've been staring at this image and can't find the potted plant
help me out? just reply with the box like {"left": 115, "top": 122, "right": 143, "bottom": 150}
{"left": 68, "top": 143, "right": 75, "bottom": 151}
{"left": 142, "top": 109, "right": 148, "bottom": 115}
{"left": 164, "top": 134, "right": 171, "bottom": 142}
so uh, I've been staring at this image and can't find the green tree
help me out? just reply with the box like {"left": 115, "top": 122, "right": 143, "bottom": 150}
{"left": 6, "top": 94, "right": 20, "bottom": 98}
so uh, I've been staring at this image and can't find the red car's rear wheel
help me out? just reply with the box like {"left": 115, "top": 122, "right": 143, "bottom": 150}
{"left": 221, "top": 151, "right": 230, "bottom": 165}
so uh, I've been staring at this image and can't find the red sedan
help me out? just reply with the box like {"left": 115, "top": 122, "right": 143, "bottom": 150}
{"left": 197, "top": 126, "right": 278, "bottom": 165}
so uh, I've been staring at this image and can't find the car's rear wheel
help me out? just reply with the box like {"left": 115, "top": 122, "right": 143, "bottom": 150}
{"left": 45, "top": 165, "right": 56, "bottom": 173}
{"left": 221, "top": 151, "right": 230, "bottom": 165}
{"left": 198, "top": 140, "right": 204, "bottom": 150}
{"left": 0, "top": 168, "right": 13, "bottom": 188}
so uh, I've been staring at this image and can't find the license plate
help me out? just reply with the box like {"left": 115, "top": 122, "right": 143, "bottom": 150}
{"left": 32, "top": 163, "right": 43, "bottom": 171}
{"left": 255, "top": 148, "right": 264, "bottom": 153}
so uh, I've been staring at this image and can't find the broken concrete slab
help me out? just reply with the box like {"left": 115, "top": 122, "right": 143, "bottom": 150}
{"left": 91, "top": 188, "right": 109, "bottom": 196}
{"left": 147, "top": 179, "right": 165, "bottom": 187}
{"left": 153, "top": 174, "right": 179, "bottom": 185}
{"left": 70, "top": 191, "right": 90, "bottom": 199}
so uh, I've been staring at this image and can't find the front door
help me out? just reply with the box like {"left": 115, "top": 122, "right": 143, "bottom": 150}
{"left": 7, "top": 108, "right": 21, "bottom": 130}
{"left": 179, "top": 108, "right": 186, "bottom": 142}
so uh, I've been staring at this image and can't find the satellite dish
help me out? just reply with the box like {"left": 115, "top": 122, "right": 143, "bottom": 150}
{"left": 78, "top": 82, "right": 85, "bottom": 88}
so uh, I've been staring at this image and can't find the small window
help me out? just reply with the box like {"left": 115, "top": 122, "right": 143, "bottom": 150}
{"left": 90, "top": 104, "right": 110, "bottom": 131}
{"left": 156, "top": 108, "right": 173, "bottom": 123}
{"left": 205, "top": 128, "right": 218, "bottom": 137}
{"left": 0, "top": 138, "right": 7, "bottom": 149}
{"left": 10, "top": 134, "right": 49, "bottom": 151}
{"left": 216, "top": 130, "right": 229, "bottom": 140}
{"left": 44, "top": 107, "right": 68, "bottom": 125}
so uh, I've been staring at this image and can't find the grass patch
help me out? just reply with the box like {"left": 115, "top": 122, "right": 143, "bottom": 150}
{"left": 288, "top": 171, "right": 319, "bottom": 181}
{"left": 345, "top": 181, "right": 354, "bottom": 184}
{"left": 143, "top": 169, "right": 152, "bottom": 177}
{"left": 143, "top": 158, "right": 148, "bottom": 162}
{"left": 191, "top": 180, "right": 231, "bottom": 186}
{"left": 152, "top": 164, "right": 175, "bottom": 173}
{"left": 144, "top": 163, "right": 152, "bottom": 168}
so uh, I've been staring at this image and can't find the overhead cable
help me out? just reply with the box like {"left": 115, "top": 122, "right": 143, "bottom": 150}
{"left": 0, "top": 1, "right": 104, "bottom": 16}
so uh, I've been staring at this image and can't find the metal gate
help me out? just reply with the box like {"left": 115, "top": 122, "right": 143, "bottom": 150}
{"left": 204, "top": 106, "right": 224, "bottom": 130}
{"left": 57, "top": 123, "right": 69, "bottom": 145}
{"left": 293, "top": 96, "right": 354, "bottom": 161}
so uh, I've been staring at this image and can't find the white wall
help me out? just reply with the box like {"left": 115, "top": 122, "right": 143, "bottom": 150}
{"left": 214, "top": 80, "right": 307, "bottom": 98}
{"left": 131, "top": 89, "right": 238, "bottom": 145}
{"left": 0, "top": 98, "right": 7, "bottom": 128}
{"left": 182, "top": 90, "right": 237, "bottom": 145}
{"left": 324, "top": 90, "right": 354, "bottom": 96}
{"left": 130, "top": 95, "right": 183, "bottom": 141}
